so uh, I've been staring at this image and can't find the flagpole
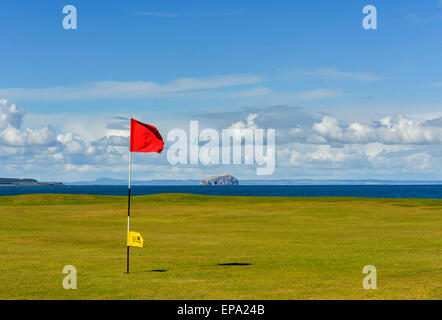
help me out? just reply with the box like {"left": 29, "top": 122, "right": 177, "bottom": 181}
{"left": 127, "top": 151, "right": 132, "bottom": 274}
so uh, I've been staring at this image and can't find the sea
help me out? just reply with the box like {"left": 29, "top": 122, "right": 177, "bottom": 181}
{"left": 0, "top": 185, "right": 442, "bottom": 199}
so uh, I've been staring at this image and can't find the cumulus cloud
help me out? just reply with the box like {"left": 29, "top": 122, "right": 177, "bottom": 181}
{"left": 0, "top": 99, "right": 24, "bottom": 129}
{"left": 0, "top": 99, "right": 56, "bottom": 147}
{"left": 199, "top": 105, "right": 320, "bottom": 136}
{"left": 311, "top": 114, "right": 442, "bottom": 145}
{"left": 269, "top": 111, "right": 442, "bottom": 179}
{"left": 0, "top": 100, "right": 137, "bottom": 178}
{"left": 229, "top": 114, "right": 259, "bottom": 130}
{"left": 312, "top": 116, "right": 343, "bottom": 140}
{"left": 210, "top": 105, "right": 442, "bottom": 177}
{"left": 424, "top": 116, "right": 442, "bottom": 127}
{"left": 93, "top": 135, "right": 129, "bottom": 146}
{"left": 199, "top": 104, "right": 442, "bottom": 148}
{"left": 1, "top": 100, "right": 442, "bottom": 180}
{"left": 206, "top": 108, "right": 442, "bottom": 176}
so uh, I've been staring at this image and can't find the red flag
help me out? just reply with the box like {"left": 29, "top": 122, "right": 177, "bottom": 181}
{"left": 130, "top": 118, "right": 164, "bottom": 153}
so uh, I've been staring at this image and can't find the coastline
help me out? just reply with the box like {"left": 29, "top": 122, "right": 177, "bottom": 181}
{"left": 1, "top": 184, "right": 441, "bottom": 199}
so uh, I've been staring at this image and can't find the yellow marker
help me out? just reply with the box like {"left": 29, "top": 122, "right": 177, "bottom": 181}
{"left": 127, "top": 231, "right": 143, "bottom": 248}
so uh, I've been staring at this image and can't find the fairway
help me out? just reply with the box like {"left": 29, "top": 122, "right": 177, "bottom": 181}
{"left": 0, "top": 194, "right": 441, "bottom": 299}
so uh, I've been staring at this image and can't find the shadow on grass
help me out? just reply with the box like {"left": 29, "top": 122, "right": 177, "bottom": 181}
{"left": 124, "top": 264, "right": 253, "bottom": 274}
{"left": 124, "top": 269, "right": 167, "bottom": 274}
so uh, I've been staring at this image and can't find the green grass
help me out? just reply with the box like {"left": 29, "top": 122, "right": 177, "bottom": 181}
{"left": 0, "top": 193, "right": 441, "bottom": 299}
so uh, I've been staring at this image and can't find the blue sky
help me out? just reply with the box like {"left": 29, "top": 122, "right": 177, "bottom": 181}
{"left": 0, "top": 0, "right": 441, "bottom": 181}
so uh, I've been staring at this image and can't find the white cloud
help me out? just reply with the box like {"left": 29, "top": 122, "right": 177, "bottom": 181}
{"left": 276, "top": 142, "right": 439, "bottom": 176}
{"left": 304, "top": 68, "right": 385, "bottom": 82}
{"left": 132, "top": 9, "right": 242, "bottom": 18}
{"left": 229, "top": 113, "right": 259, "bottom": 130}
{"left": 0, "top": 100, "right": 133, "bottom": 178}
{"left": 133, "top": 11, "right": 180, "bottom": 17}
{"left": 0, "top": 74, "right": 263, "bottom": 100}
{"left": 0, "top": 99, "right": 24, "bottom": 130}
{"left": 93, "top": 135, "right": 129, "bottom": 146}
{"left": 233, "top": 87, "right": 270, "bottom": 97}
{"left": 65, "top": 164, "right": 94, "bottom": 172}
{"left": 311, "top": 115, "right": 442, "bottom": 145}
{"left": 406, "top": 13, "right": 433, "bottom": 24}
{"left": 312, "top": 116, "right": 343, "bottom": 140}
{"left": 288, "top": 127, "right": 304, "bottom": 137}
{"left": 294, "top": 89, "right": 343, "bottom": 100}
{"left": 273, "top": 109, "right": 442, "bottom": 177}
{"left": 57, "top": 133, "right": 89, "bottom": 155}
{"left": 308, "top": 145, "right": 348, "bottom": 162}
{"left": 364, "top": 142, "right": 385, "bottom": 159}
{"left": 2, "top": 100, "right": 442, "bottom": 180}
{"left": 0, "top": 99, "right": 56, "bottom": 147}
{"left": 406, "top": 152, "right": 432, "bottom": 170}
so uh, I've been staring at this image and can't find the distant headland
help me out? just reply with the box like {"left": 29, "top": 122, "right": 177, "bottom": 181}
{"left": 0, "top": 178, "right": 63, "bottom": 187}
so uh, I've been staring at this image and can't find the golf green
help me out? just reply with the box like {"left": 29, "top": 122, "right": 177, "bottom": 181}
{"left": 0, "top": 194, "right": 441, "bottom": 299}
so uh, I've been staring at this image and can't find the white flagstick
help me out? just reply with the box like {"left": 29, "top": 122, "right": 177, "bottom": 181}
{"left": 126, "top": 150, "right": 132, "bottom": 274}
{"left": 128, "top": 151, "right": 132, "bottom": 232}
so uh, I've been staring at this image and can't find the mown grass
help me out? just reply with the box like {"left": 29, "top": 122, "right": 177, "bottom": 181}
{"left": 0, "top": 193, "right": 441, "bottom": 299}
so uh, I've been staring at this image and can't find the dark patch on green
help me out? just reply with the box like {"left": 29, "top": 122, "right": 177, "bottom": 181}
{"left": 124, "top": 269, "right": 167, "bottom": 274}
{"left": 391, "top": 204, "right": 417, "bottom": 207}
{"left": 218, "top": 263, "right": 251, "bottom": 266}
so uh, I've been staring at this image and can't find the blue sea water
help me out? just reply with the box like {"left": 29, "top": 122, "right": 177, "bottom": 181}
{"left": 0, "top": 185, "right": 441, "bottom": 199}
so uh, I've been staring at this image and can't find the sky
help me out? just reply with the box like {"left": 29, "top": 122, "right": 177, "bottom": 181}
{"left": 0, "top": 0, "right": 441, "bottom": 182}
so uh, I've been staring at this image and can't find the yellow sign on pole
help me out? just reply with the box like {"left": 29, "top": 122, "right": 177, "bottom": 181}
{"left": 127, "top": 231, "right": 143, "bottom": 248}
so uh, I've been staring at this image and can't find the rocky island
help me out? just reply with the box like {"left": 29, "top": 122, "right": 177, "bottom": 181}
{"left": 0, "top": 178, "right": 63, "bottom": 187}
{"left": 199, "top": 174, "right": 239, "bottom": 186}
